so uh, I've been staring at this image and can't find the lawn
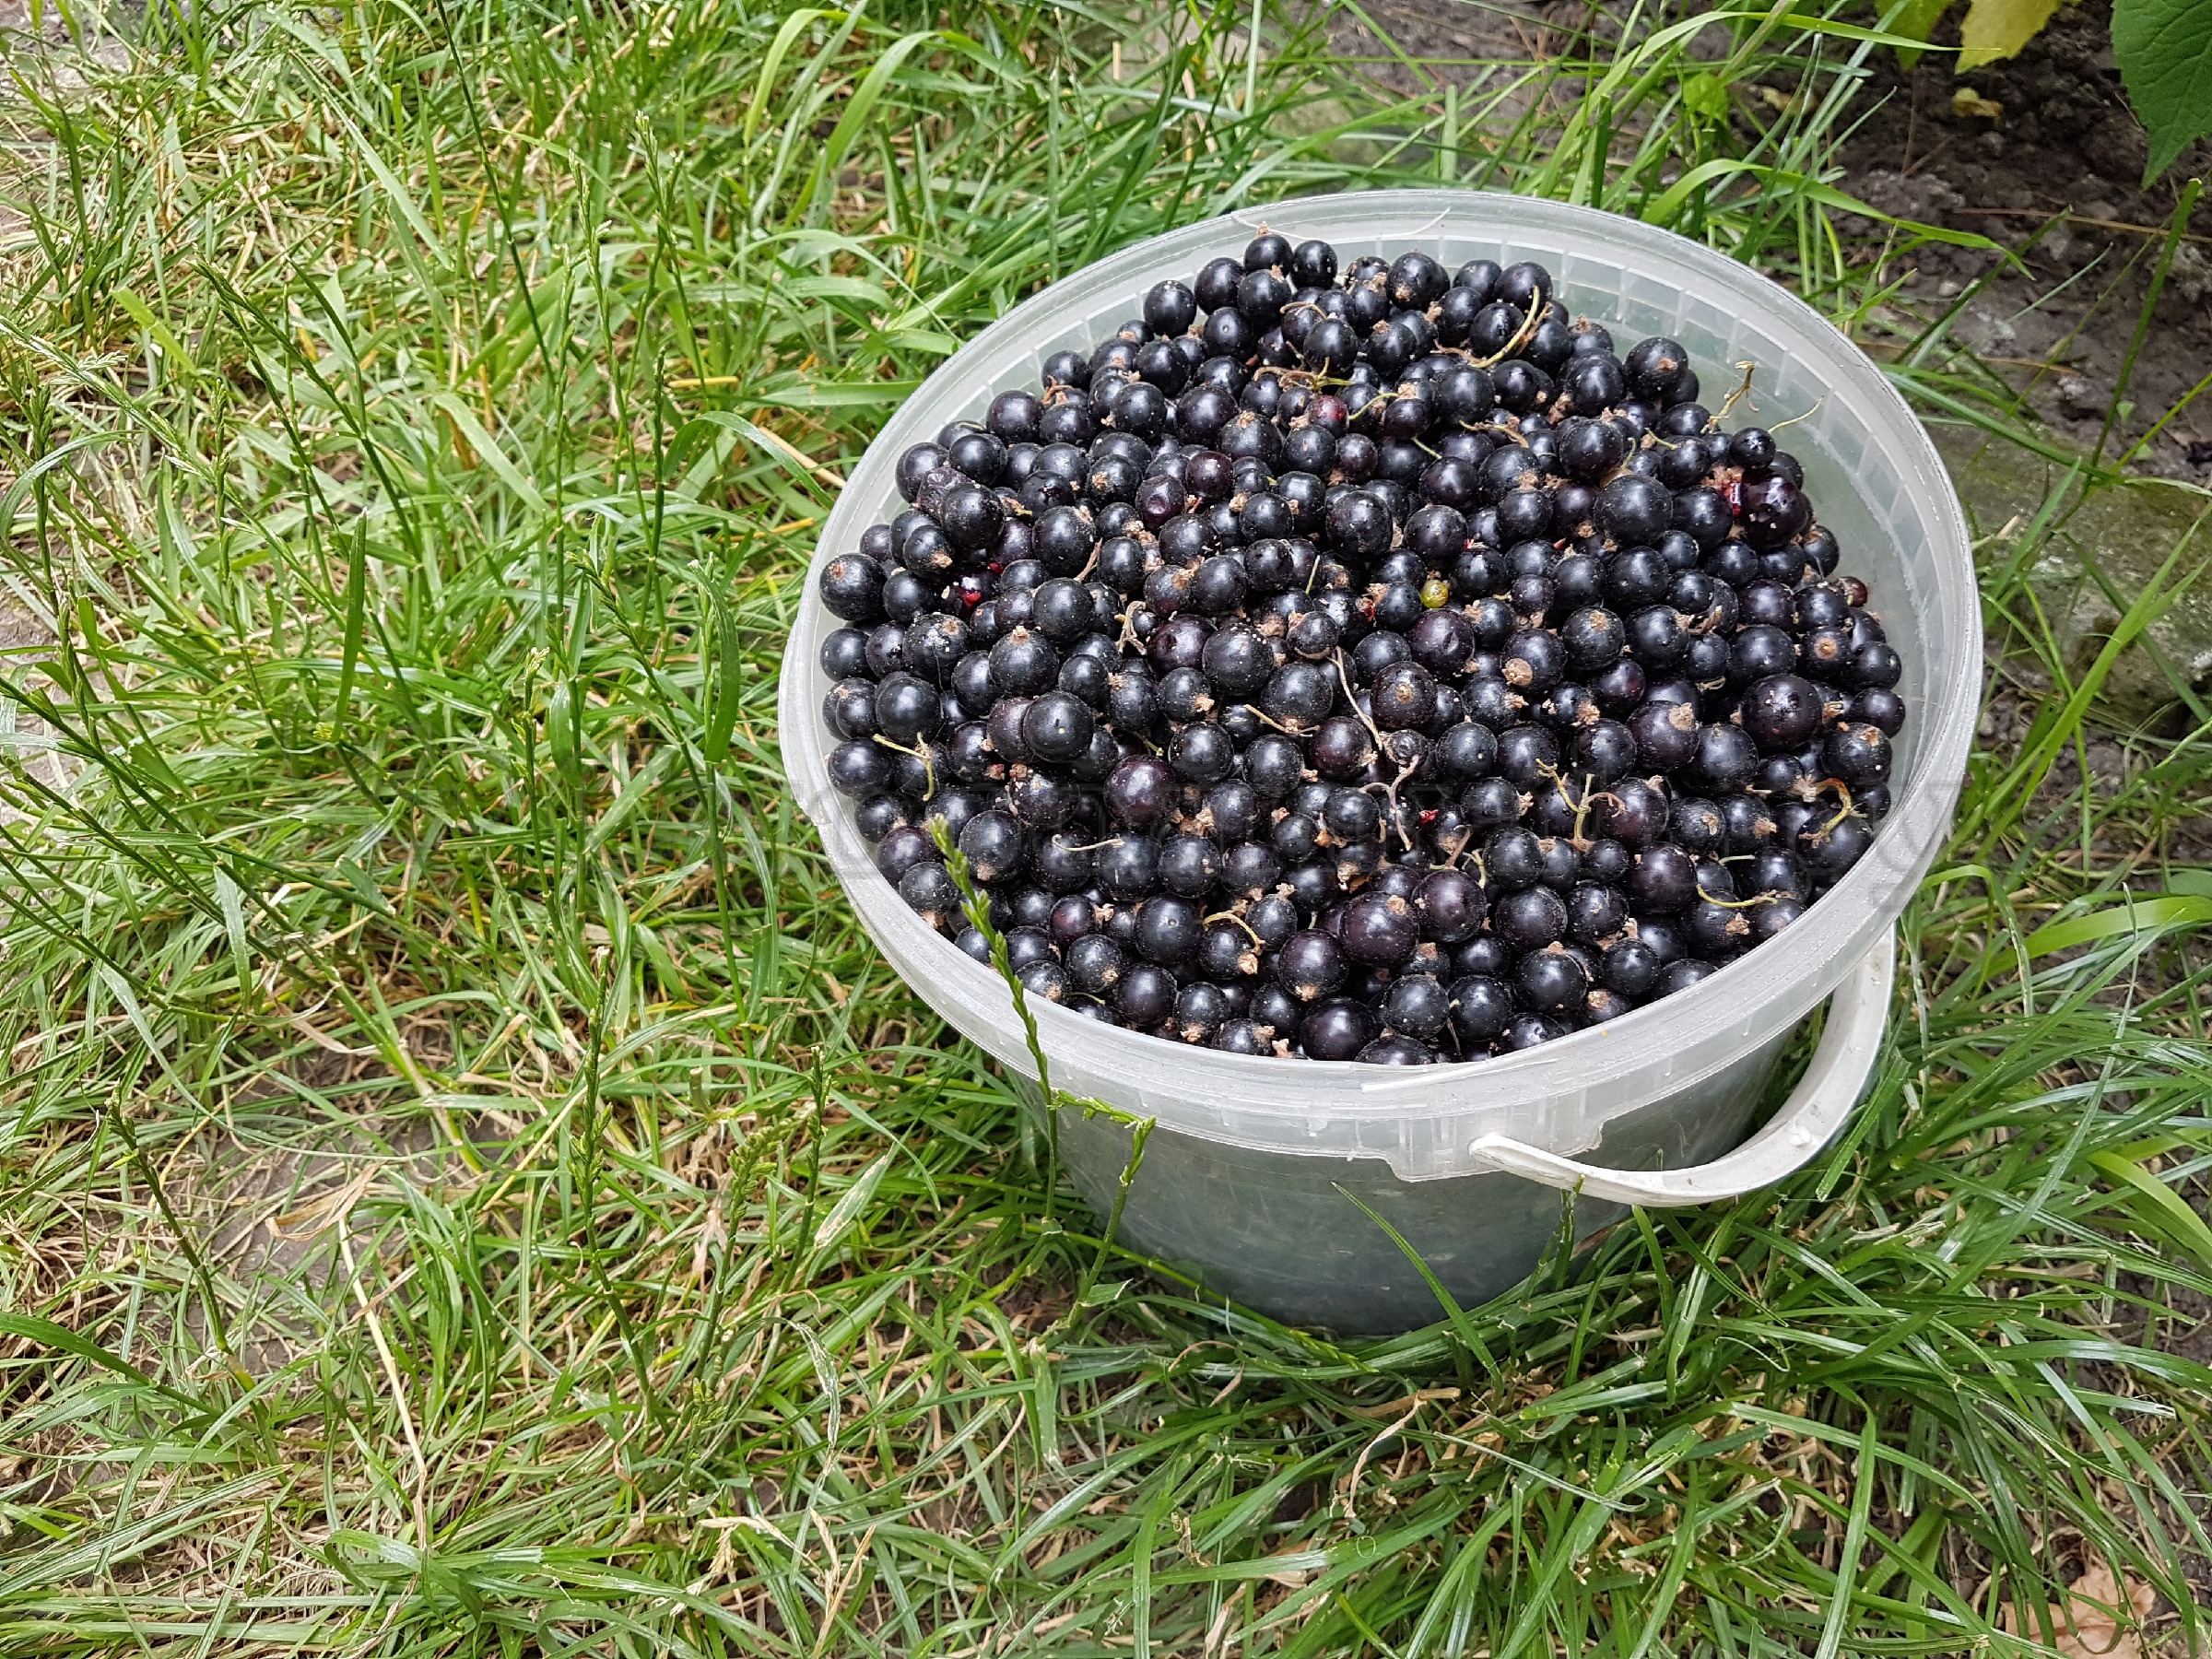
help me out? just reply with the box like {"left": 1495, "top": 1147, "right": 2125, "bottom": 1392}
{"left": 1, "top": 1, "right": 2209, "bottom": 1654}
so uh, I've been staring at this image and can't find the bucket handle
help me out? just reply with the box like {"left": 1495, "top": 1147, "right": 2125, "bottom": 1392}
{"left": 1467, "top": 931, "right": 1896, "bottom": 1206}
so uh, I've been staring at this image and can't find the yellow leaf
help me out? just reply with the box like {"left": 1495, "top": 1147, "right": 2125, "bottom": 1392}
{"left": 1999, "top": 1559, "right": 2157, "bottom": 1658}
{"left": 1957, "top": 0, "right": 2062, "bottom": 69}
{"left": 1681, "top": 71, "right": 1729, "bottom": 124}
{"left": 1952, "top": 86, "right": 2005, "bottom": 119}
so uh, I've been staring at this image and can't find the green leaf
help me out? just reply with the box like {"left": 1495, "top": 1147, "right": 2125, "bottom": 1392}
{"left": 797, "top": 29, "right": 939, "bottom": 218}
{"left": 2113, "top": 0, "right": 2212, "bottom": 181}
{"left": 428, "top": 392, "right": 547, "bottom": 513}
{"left": 703, "top": 607, "right": 743, "bottom": 761}
{"left": 812, "top": 1149, "right": 893, "bottom": 1252}
{"left": 214, "top": 868, "right": 252, "bottom": 987}
{"left": 746, "top": 8, "right": 835, "bottom": 145}
{"left": 335, "top": 521, "right": 367, "bottom": 742}
{"left": 2088, "top": 1152, "right": 2212, "bottom": 1271}
{"left": 1333, "top": 1182, "right": 1495, "bottom": 1369}
{"left": 2022, "top": 895, "right": 2212, "bottom": 957}
{"left": 750, "top": 380, "right": 920, "bottom": 409}
{"left": 547, "top": 679, "right": 582, "bottom": 790}
{"left": 1890, "top": 0, "right": 1954, "bottom": 69}
{"left": 584, "top": 745, "right": 676, "bottom": 854}
{"left": 1956, "top": 0, "right": 2061, "bottom": 69}
{"left": 0, "top": 1313, "right": 206, "bottom": 1410}
{"left": 110, "top": 286, "right": 192, "bottom": 365}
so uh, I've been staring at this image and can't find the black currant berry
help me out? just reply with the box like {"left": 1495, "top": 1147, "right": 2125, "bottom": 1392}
{"left": 1294, "top": 996, "right": 1373, "bottom": 1061}
{"left": 1383, "top": 974, "right": 1452, "bottom": 1039}
{"left": 1341, "top": 892, "right": 1418, "bottom": 967}
{"left": 819, "top": 552, "right": 887, "bottom": 622}
{"left": 1490, "top": 884, "right": 1566, "bottom": 950}
{"left": 1278, "top": 929, "right": 1347, "bottom": 1002}
{"left": 1630, "top": 844, "right": 1699, "bottom": 914}
{"left": 1516, "top": 946, "right": 1589, "bottom": 1013}
{"left": 1019, "top": 690, "right": 1095, "bottom": 763}
{"left": 1822, "top": 723, "right": 1893, "bottom": 785}
{"left": 833, "top": 241, "right": 1909, "bottom": 1061}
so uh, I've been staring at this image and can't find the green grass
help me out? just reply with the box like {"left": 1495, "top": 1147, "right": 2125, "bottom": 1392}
{"left": 0, "top": 0, "right": 2208, "bottom": 1653}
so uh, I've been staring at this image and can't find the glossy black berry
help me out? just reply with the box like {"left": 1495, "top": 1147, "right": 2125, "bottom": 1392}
{"left": 1740, "top": 674, "right": 1822, "bottom": 753}
{"left": 1101, "top": 755, "right": 1174, "bottom": 830}
{"left": 1625, "top": 336, "right": 1691, "bottom": 402}
{"left": 956, "top": 809, "right": 1028, "bottom": 886}
{"left": 819, "top": 551, "right": 887, "bottom": 622}
{"left": 853, "top": 794, "right": 907, "bottom": 843}
{"left": 1383, "top": 973, "right": 1452, "bottom": 1039}
{"left": 828, "top": 739, "right": 892, "bottom": 799}
{"left": 1687, "top": 722, "right": 1759, "bottom": 794}
{"left": 1850, "top": 641, "right": 1903, "bottom": 690}
{"left": 1738, "top": 472, "right": 1811, "bottom": 549}
{"left": 1341, "top": 892, "right": 1418, "bottom": 967}
{"left": 1018, "top": 690, "right": 1094, "bottom": 764}
{"left": 1144, "top": 279, "right": 1198, "bottom": 337}
{"left": 1132, "top": 895, "right": 1201, "bottom": 965}
{"left": 1008, "top": 767, "right": 1079, "bottom": 830}
{"left": 1594, "top": 936, "right": 1658, "bottom": 999}
{"left": 1108, "top": 961, "right": 1173, "bottom": 1027}
{"left": 896, "top": 858, "right": 960, "bottom": 924}
{"left": 1566, "top": 881, "right": 1629, "bottom": 944}
{"left": 1278, "top": 929, "right": 1347, "bottom": 1002}
{"left": 1601, "top": 474, "right": 1673, "bottom": 546}
{"left": 1491, "top": 884, "right": 1568, "bottom": 950}
{"left": 1357, "top": 1033, "right": 1435, "bottom": 1064}
{"left": 1500, "top": 1012, "right": 1568, "bottom": 1051}
{"left": 1853, "top": 687, "right": 1906, "bottom": 736}
{"left": 1297, "top": 997, "right": 1376, "bottom": 1061}
{"left": 1573, "top": 719, "right": 1637, "bottom": 783}
{"left": 1630, "top": 844, "right": 1699, "bottom": 914}
{"left": 1515, "top": 946, "right": 1589, "bottom": 1013}
{"left": 1409, "top": 867, "right": 1483, "bottom": 943}
{"left": 1822, "top": 723, "right": 1893, "bottom": 785}
{"left": 989, "top": 628, "right": 1060, "bottom": 698}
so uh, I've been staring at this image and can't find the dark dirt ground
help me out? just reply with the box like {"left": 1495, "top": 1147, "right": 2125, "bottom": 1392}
{"left": 1327, "top": 0, "right": 2212, "bottom": 481}
{"left": 1838, "top": 0, "right": 2212, "bottom": 480}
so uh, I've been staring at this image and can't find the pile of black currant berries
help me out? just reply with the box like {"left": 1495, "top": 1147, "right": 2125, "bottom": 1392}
{"left": 815, "top": 234, "right": 1905, "bottom": 1064}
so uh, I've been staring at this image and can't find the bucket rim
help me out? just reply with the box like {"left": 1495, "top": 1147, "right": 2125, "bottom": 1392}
{"left": 775, "top": 187, "right": 1978, "bottom": 1161}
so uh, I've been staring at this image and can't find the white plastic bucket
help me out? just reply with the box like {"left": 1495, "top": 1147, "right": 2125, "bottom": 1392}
{"left": 778, "top": 190, "right": 1978, "bottom": 1332}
